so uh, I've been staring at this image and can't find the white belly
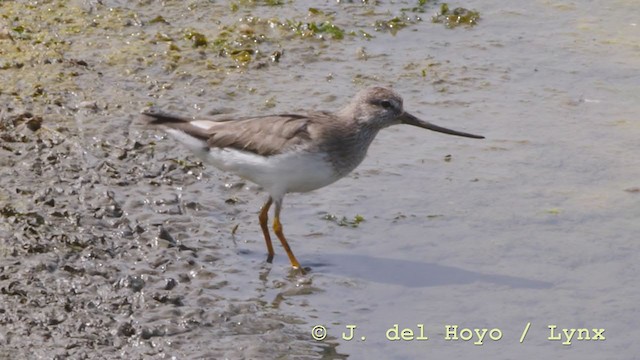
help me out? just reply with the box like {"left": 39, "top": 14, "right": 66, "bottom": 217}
{"left": 203, "top": 148, "right": 341, "bottom": 198}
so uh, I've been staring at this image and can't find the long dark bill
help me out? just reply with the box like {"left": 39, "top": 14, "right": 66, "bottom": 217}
{"left": 399, "top": 112, "right": 484, "bottom": 139}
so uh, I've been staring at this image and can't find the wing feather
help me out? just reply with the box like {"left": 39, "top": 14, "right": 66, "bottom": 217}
{"left": 141, "top": 111, "right": 339, "bottom": 157}
{"left": 206, "top": 114, "right": 314, "bottom": 156}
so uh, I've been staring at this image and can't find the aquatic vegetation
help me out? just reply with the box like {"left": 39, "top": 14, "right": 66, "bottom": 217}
{"left": 230, "top": 0, "right": 285, "bottom": 10}
{"left": 284, "top": 19, "right": 346, "bottom": 40}
{"left": 432, "top": 3, "right": 480, "bottom": 28}
{"left": 374, "top": 16, "right": 413, "bottom": 35}
{"left": 0, "top": 0, "right": 482, "bottom": 115}
{"left": 0, "top": 0, "right": 481, "bottom": 77}
{"left": 375, "top": 0, "right": 434, "bottom": 35}
{"left": 323, "top": 214, "right": 366, "bottom": 228}
{"left": 401, "top": 0, "right": 431, "bottom": 13}
{"left": 184, "top": 30, "right": 208, "bottom": 48}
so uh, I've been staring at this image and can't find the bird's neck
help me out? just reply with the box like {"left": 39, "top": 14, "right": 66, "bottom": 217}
{"left": 320, "top": 119, "right": 381, "bottom": 177}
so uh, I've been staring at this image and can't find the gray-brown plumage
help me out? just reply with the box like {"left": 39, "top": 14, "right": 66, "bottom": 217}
{"left": 141, "top": 111, "right": 371, "bottom": 175}
{"left": 140, "top": 87, "right": 484, "bottom": 271}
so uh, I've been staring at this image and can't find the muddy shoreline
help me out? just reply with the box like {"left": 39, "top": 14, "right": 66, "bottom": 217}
{"left": 4, "top": 1, "right": 639, "bottom": 359}
{"left": 0, "top": 1, "right": 367, "bottom": 357}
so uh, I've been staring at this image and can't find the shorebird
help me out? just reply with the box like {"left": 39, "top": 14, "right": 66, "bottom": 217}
{"left": 141, "top": 87, "right": 483, "bottom": 271}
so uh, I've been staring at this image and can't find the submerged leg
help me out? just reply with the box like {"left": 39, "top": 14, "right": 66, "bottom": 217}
{"left": 259, "top": 197, "right": 275, "bottom": 263}
{"left": 272, "top": 198, "right": 303, "bottom": 270}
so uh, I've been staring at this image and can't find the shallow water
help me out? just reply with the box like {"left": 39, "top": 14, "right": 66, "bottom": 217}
{"left": 1, "top": 0, "right": 639, "bottom": 358}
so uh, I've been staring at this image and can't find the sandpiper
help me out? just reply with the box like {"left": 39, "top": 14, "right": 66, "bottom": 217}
{"left": 141, "top": 87, "right": 483, "bottom": 271}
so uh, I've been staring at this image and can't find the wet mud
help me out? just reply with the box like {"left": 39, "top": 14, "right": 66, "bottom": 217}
{"left": 0, "top": 109, "right": 347, "bottom": 358}
{"left": 3, "top": 0, "right": 639, "bottom": 359}
{"left": 0, "top": 2, "right": 363, "bottom": 357}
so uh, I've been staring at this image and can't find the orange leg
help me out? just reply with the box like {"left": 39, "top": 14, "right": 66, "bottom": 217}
{"left": 258, "top": 197, "right": 275, "bottom": 263}
{"left": 272, "top": 198, "right": 303, "bottom": 271}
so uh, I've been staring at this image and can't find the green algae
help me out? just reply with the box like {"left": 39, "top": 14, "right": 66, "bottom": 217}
{"left": 184, "top": 30, "right": 208, "bottom": 48}
{"left": 0, "top": 0, "right": 481, "bottom": 114}
{"left": 0, "top": 0, "right": 466, "bottom": 78}
{"left": 323, "top": 214, "right": 366, "bottom": 228}
{"left": 432, "top": 3, "right": 480, "bottom": 28}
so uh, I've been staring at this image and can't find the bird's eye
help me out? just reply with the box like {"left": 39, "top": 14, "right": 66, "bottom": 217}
{"left": 380, "top": 100, "right": 393, "bottom": 109}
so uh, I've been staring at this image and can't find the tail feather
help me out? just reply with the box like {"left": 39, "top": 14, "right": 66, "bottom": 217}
{"left": 141, "top": 111, "right": 211, "bottom": 142}
{"left": 141, "top": 111, "right": 212, "bottom": 154}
